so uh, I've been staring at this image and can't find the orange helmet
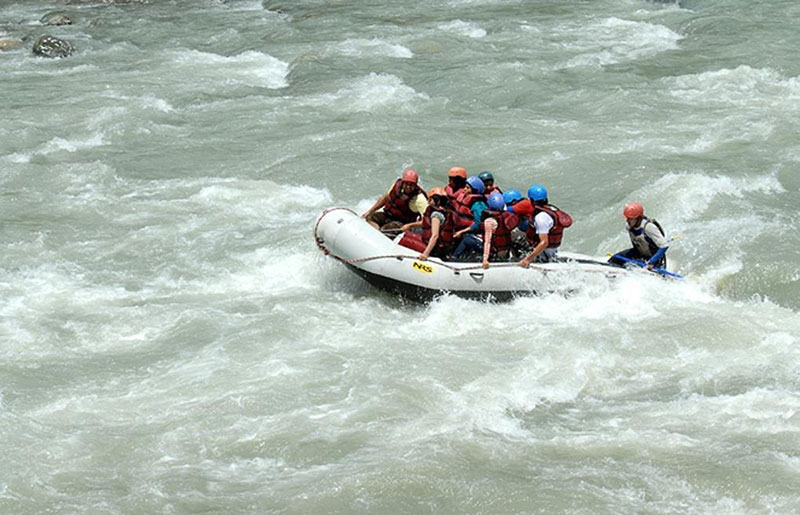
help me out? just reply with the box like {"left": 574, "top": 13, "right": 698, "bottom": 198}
{"left": 402, "top": 168, "right": 419, "bottom": 184}
{"left": 623, "top": 202, "right": 644, "bottom": 219}
{"left": 448, "top": 166, "right": 467, "bottom": 179}
{"left": 428, "top": 186, "right": 446, "bottom": 198}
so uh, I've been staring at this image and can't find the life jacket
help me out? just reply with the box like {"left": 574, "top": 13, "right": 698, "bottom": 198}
{"left": 445, "top": 184, "right": 465, "bottom": 203}
{"left": 421, "top": 205, "right": 455, "bottom": 252}
{"left": 482, "top": 210, "right": 518, "bottom": 255}
{"left": 398, "top": 231, "right": 426, "bottom": 253}
{"left": 526, "top": 204, "right": 572, "bottom": 248}
{"left": 384, "top": 179, "right": 425, "bottom": 224}
{"left": 485, "top": 185, "right": 503, "bottom": 196}
{"left": 628, "top": 217, "right": 665, "bottom": 257}
{"left": 451, "top": 190, "right": 485, "bottom": 230}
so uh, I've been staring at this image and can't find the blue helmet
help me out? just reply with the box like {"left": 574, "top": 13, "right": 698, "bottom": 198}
{"left": 478, "top": 171, "right": 494, "bottom": 184}
{"left": 528, "top": 184, "right": 548, "bottom": 202}
{"left": 487, "top": 191, "right": 505, "bottom": 211}
{"left": 466, "top": 176, "right": 485, "bottom": 194}
{"left": 503, "top": 189, "right": 522, "bottom": 206}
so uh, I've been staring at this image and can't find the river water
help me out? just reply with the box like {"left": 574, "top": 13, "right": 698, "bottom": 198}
{"left": 1, "top": 0, "right": 799, "bottom": 513}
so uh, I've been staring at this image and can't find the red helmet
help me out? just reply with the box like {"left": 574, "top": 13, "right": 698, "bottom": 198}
{"left": 428, "top": 186, "right": 446, "bottom": 198}
{"left": 402, "top": 168, "right": 419, "bottom": 184}
{"left": 448, "top": 166, "right": 467, "bottom": 179}
{"left": 623, "top": 202, "right": 644, "bottom": 219}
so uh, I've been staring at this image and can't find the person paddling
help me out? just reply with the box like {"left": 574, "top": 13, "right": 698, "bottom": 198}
{"left": 609, "top": 202, "right": 669, "bottom": 269}
{"left": 519, "top": 185, "right": 571, "bottom": 267}
{"left": 362, "top": 169, "right": 427, "bottom": 233}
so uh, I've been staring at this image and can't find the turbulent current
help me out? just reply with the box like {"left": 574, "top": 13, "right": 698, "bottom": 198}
{"left": 1, "top": 0, "right": 799, "bottom": 513}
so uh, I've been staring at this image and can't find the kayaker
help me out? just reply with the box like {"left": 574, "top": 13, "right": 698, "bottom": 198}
{"left": 609, "top": 202, "right": 669, "bottom": 269}
{"left": 519, "top": 185, "right": 571, "bottom": 267}
{"left": 362, "top": 168, "right": 427, "bottom": 232}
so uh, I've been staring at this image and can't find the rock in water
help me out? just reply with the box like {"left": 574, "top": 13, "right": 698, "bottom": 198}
{"left": 0, "top": 37, "right": 24, "bottom": 51}
{"left": 32, "top": 35, "right": 75, "bottom": 58}
{"left": 40, "top": 12, "right": 74, "bottom": 26}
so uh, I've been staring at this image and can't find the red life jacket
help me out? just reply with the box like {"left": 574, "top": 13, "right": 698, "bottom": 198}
{"left": 526, "top": 205, "right": 568, "bottom": 248}
{"left": 451, "top": 190, "right": 484, "bottom": 230}
{"left": 398, "top": 232, "right": 426, "bottom": 253}
{"left": 445, "top": 184, "right": 464, "bottom": 203}
{"left": 421, "top": 205, "right": 455, "bottom": 252}
{"left": 485, "top": 185, "right": 503, "bottom": 196}
{"left": 384, "top": 179, "right": 425, "bottom": 223}
{"left": 482, "top": 211, "right": 518, "bottom": 255}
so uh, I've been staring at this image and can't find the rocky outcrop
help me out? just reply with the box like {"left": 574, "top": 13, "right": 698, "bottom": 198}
{"left": 40, "top": 12, "right": 74, "bottom": 26}
{"left": 32, "top": 35, "right": 75, "bottom": 58}
{"left": 0, "top": 37, "right": 24, "bottom": 51}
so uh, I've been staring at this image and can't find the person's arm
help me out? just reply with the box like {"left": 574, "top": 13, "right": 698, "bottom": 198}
{"left": 362, "top": 193, "right": 388, "bottom": 218}
{"left": 644, "top": 223, "right": 669, "bottom": 268}
{"left": 519, "top": 234, "right": 548, "bottom": 268}
{"left": 520, "top": 212, "right": 551, "bottom": 268}
{"left": 418, "top": 217, "right": 441, "bottom": 260}
{"left": 401, "top": 220, "right": 423, "bottom": 232}
{"left": 482, "top": 218, "right": 497, "bottom": 269}
{"left": 647, "top": 246, "right": 668, "bottom": 268}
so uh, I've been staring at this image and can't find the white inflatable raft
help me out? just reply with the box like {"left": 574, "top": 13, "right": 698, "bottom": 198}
{"left": 314, "top": 207, "right": 630, "bottom": 302}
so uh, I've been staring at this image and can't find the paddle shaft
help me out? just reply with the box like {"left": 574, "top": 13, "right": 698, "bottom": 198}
{"left": 611, "top": 253, "right": 684, "bottom": 279}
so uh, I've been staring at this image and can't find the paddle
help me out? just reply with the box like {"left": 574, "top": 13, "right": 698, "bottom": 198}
{"left": 610, "top": 253, "right": 684, "bottom": 279}
{"left": 380, "top": 226, "right": 404, "bottom": 238}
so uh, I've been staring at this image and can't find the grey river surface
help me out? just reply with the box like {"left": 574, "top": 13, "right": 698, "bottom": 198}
{"left": 1, "top": 0, "right": 799, "bottom": 513}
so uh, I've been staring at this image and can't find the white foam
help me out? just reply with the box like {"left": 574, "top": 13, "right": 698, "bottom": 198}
{"left": 668, "top": 66, "right": 800, "bottom": 106}
{"left": 438, "top": 20, "right": 487, "bottom": 39}
{"left": 648, "top": 171, "right": 784, "bottom": 219}
{"left": 312, "top": 73, "right": 429, "bottom": 113}
{"left": 4, "top": 132, "right": 106, "bottom": 163}
{"left": 223, "top": 0, "right": 266, "bottom": 10}
{"left": 189, "top": 181, "right": 332, "bottom": 227}
{"left": 0, "top": 263, "right": 141, "bottom": 358}
{"left": 141, "top": 249, "right": 322, "bottom": 297}
{"left": 559, "top": 17, "right": 681, "bottom": 68}
{"left": 4, "top": 152, "right": 31, "bottom": 164}
{"left": 334, "top": 38, "right": 413, "bottom": 58}
{"left": 138, "top": 94, "right": 175, "bottom": 113}
{"left": 169, "top": 50, "right": 289, "bottom": 89}
{"left": 43, "top": 133, "right": 106, "bottom": 154}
